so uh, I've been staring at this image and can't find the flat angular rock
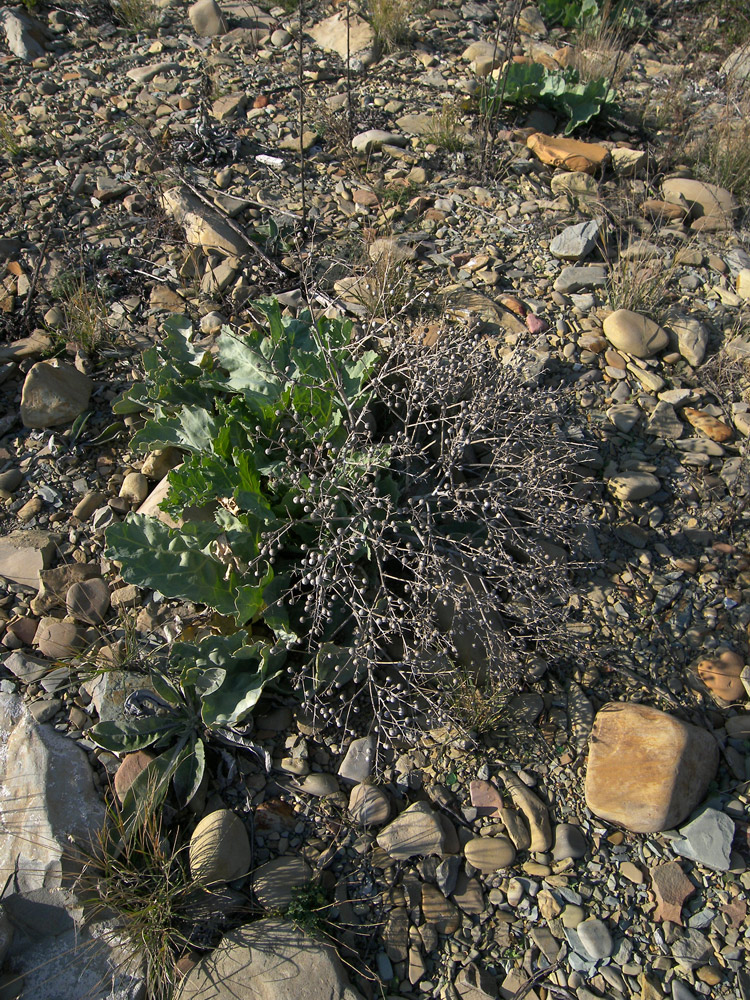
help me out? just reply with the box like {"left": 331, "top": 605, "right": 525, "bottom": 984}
{"left": 549, "top": 219, "right": 600, "bottom": 261}
{"left": 650, "top": 860, "right": 695, "bottom": 924}
{"left": 664, "top": 313, "right": 709, "bottom": 366}
{"left": 554, "top": 265, "right": 606, "bottom": 293}
{"left": 585, "top": 702, "right": 719, "bottom": 833}
{"left": 162, "top": 186, "right": 253, "bottom": 257}
{"left": 0, "top": 693, "right": 105, "bottom": 893}
{"left": 351, "top": 129, "right": 407, "bottom": 153}
{"left": 722, "top": 44, "right": 750, "bottom": 82}
{"left": 611, "top": 147, "right": 646, "bottom": 176}
{"left": 308, "top": 11, "right": 376, "bottom": 66}
{"left": 377, "top": 801, "right": 446, "bottom": 860}
{"left": 577, "top": 917, "right": 612, "bottom": 960}
{"left": 646, "top": 401, "right": 683, "bottom": 440}
{"left": 527, "top": 133, "right": 609, "bottom": 174}
{"left": 670, "top": 807, "right": 734, "bottom": 871}
{"left": 552, "top": 823, "right": 587, "bottom": 861}
{"left": 189, "top": 0, "right": 227, "bottom": 36}
{"left": 21, "top": 360, "right": 93, "bottom": 428}
{"left": 0, "top": 529, "right": 58, "bottom": 589}
{"left": 176, "top": 919, "right": 363, "bottom": 1000}
{"left": 603, "top": 309, "right": 668, "bottom": 358}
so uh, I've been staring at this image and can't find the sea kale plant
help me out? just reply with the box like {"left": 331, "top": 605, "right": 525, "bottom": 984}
{"left": 89, "top": 632, "right": 280, "bottom": 817}
{"left": 105, "top": 300, "right": 587, "bottom": 754}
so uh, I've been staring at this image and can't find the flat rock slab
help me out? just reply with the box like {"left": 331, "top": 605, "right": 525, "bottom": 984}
{"left": 377, "top": 801, "right": 447, "bottom": 859}
{"left": 308, "top": 12, "right": 375, "bottom": 66}
{"left": 0, "top": 530, "right": 59, "bottom": 589}
{"left": 162, "top": 186, "right": 253, "bottom": 257}
{"left": 585, "top": 702, "right": 719, "bottom": 833}
{"left": 670, "top": 807, "right": 735, "bottom": 871}
{"left": 176, "top": 918, "right": 363, "bottom": 1000}
{"left": 549, "top": 219, "right": 600, "bottom": 261}
{"left": 0, "top": 693, "right": 105, "bottom": 894}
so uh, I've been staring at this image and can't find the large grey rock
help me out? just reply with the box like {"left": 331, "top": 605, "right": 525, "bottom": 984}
{"left": 662, "top": 177, "right": 738, "bottom": 227}
{"left": 670, "top": 807, "right": 734, "bottom": 871}
{"left": 351, "top": 130, "right": 407, "bottom": 153}
{"left": 0, "top": 693, "right": 105, "bottom": 894}
{"left": 576, "top": 917, "right": 613, "bottom": 960}
{"left": 176, "top": 918, "right": 363, "bottom": 1000}
{"left": 0, "top": 7, "right": 48, "bottom": 60}
{"left": 162, "top": 186, "right": 253, "bottom": 257}
{"left": 189, "top": 0, "right": 227, "bottom": 36}
{"left": 82, "top": 670, "right": 156, "bottom": 727}
{"left": 377, "top": 801, "right": 447, "bottom": 860}
{"left": 553, "top": 265, "right": 606, "bottom": 293}
{"left": 0, "top": 530, "right": 58, "bottom": 589}
{"left": 20, "top": 360, "right": 93, "bottom": 428}
{"left": 549, "top": 219, "right": 600, "bottom": 261}
{"left": 663, "top": 312, "right": 709, "bottom": 367}
{"left": 722, "top": 44, "right": 750, "bottom": 82}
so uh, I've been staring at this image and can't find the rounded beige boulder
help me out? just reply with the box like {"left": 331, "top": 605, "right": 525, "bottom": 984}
{"left": 603, "top": 309, "right": 668, "bottom": 359}
{"left": 189, "top": 809, "right": 251, "bottom": 885}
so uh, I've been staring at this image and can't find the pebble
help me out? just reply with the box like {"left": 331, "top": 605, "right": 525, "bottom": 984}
{"left": 603, "top": 310, "right": 669, "bottom": 359}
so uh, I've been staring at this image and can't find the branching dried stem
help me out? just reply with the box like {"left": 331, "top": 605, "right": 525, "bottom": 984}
{"left": 219, "top": 326, "right": 590, "bottom": 758}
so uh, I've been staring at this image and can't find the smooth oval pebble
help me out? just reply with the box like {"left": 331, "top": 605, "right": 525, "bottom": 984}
{"left": 300, "top": 773, "right": 339, "bottom": 797}
{"left": 349, "top": 783, "right": 391, "bottom": 826}
{"left": 464, "top": 836, "right": 516, "bottom": 873}
{"left": 189, "top": 809, "right": 251, "bottom": 885}
{"left": 603, "top": 309, "right": 669, "bottom": 359}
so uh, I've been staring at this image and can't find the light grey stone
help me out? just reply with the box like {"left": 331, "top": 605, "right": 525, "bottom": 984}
{"left": 0, "top": 693, "right": 105, "bottom": 894}
{"left": 608, "top": 471, "right": 660, "bottom": 502}
{"left": 188, "top": 0, "right": 227, "bottom": 36}
{"left": 549, "top": 219, "right": 600, "bottom": 261}
{"left": 0, "top": 7, "right": 48, "bottom": 60}
{"left": 0, "top": 530, "right": 58, "bottom": 589}
{"left": 253, "top": 856, "right": 312, "bottom": 911}
{"left": 338, "top": 735, "right": 375, "bottom": 783}
{"left": 670, "top": 807, "right": 735, "bottom": 871}
{"left": 554, "top": 265, "right": 607, "bottom": 293}
{"left": 576, "top": 917, "right": 613, "bottom": 960}
{"left": 175, "top": 918, "right": 363, "bottom": 1000}
{"left": 377, "top": 801, "right": 446, "bottom": 860}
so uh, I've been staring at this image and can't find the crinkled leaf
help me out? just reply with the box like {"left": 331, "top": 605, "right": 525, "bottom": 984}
{"left": 172, "top": 738, "right": 205, "bottom": 809}
{"left": 105, "top": 514, "right": 238, "bottom": 618}
{"left": 200, "top": 642, "right": 282, "bottom": 728}
{"left": 88, "top": 716, "right": 182, "bottom": 753}
{"left": 132, "top": 405, "right": 218, "bottom": 455}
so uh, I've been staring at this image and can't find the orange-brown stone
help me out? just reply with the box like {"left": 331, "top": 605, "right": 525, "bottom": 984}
{"left": 584, "top": 702, "right": 718, "bottom": 833}
{"left": 697, "top": 650, "right": 746, "bottom": 703}
{"left": 527, "top": 133, "right": 610, "bottom": 174}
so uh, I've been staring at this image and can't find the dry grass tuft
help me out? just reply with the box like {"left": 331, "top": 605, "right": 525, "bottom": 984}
{"left": 367, "top": 0, "right": 416, "bottom": 52}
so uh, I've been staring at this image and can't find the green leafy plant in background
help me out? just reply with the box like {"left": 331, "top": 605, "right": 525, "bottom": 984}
{"left": 539, "top": 0, "right": 648, "bottom": 32}
{"left": 484, "top": 62, "right": 618, "bottom": 135}
{"left": 88, "top": 632, "right": 281, "bottom": 816}
{"left": 105, "top": 300, "right": 587, "bottom": 757}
